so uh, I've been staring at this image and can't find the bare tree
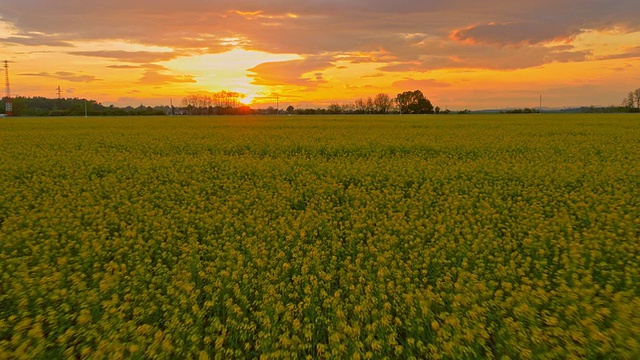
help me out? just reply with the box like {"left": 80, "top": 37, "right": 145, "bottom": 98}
{"left": 341, "top": 102, "right": 355, "bottom": 113}
{"left": 365, "top": 97, "right": 374, "bottom": 114}
{"left": 373, "top": 93, "right": 393, "bottom": 114}
{"left": 328, "top": 103, "right": 342, "bottom": 114}
{"left": 623, "top": 91, "right": 635, "bottom": 108}
{"left": 354, "top": 98, "right": 366, "bottom": 113}
{"left": 623, "top": 88, "right": 640, "bottom": 111}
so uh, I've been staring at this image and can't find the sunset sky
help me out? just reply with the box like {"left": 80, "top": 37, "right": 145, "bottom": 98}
{"left": 1, "top": 0, "right": 639, "bottom": 110}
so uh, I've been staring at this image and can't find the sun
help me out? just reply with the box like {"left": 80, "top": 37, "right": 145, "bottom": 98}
{"left": 240, "top": 94, "right": 256, "bottom": 105}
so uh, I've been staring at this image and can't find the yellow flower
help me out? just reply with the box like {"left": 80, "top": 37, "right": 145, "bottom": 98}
{"left": 431, "top": 320, "right": 440, "bottom": 331}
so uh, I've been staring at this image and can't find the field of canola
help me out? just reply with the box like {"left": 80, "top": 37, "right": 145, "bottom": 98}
{"left": 1, "top": 114, "right": 639, "bottom": 359}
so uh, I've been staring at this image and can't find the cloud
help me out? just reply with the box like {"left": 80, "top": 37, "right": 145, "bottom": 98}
{"left": 248, "top": 56, "right": 333, "bottom": 87}
{"left": 378, "top": 62, "right": 421, "bottom": 72}
{"left": 69, "top": 50, "right": 179, "bottom": 63}
{"left": 545, "top": 49, "right": 592, "bottom": 63}
{"left": 137, "top": 70, "right": 196, "bottom": 85}
{"left": 450, "top": 21, "right": 582, "bottom": 46}
{"left": 106, "top": 65, "right": 141, "bottom": 69}
{"left": 596, "top": 46, "right": 640, "bottom": 60}
{"left": 392, "top": 78, "right": 451, "bottom": 90}
{"left": 379, "top": 39, "right": 594, "bottom": 71}
{"left": 334, "top": 51, "right": 397, "bottom": 64}
{"left": 21, "top": 71, "right": 101, "bottom": 83}
{"left": 0, "top": 35, "right": 74, "bottom": 47}
{"left": 0, "top": 30, "right": 74, "bottom": 47}
{"left": 107, "top": 63, "right": 170, "bottom": 70}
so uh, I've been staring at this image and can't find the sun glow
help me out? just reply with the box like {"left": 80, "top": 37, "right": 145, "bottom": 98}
{"left": 163, "top": 49, "right": 300, "bottom": 98}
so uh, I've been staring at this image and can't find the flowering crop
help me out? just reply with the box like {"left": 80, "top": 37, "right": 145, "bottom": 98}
{"left": 1, "top": 114, "right": 638, "bottom": 359}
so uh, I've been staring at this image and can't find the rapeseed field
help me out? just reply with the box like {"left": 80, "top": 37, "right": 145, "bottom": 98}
{"left": 1, "top": 114, "right": 638, "bottom": 359}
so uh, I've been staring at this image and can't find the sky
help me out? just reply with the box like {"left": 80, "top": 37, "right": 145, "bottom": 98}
{"left": 1, "top": 0, "right": 639, "bottom": 110}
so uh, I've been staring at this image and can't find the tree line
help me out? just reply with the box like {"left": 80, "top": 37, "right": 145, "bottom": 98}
{"left": 178, "top": 90, "right": 438, "bottom": 116}
{"left": 326, "top": 91, "right": 435, "bottom": 115}
{"left": 0, "top": 96, "right": 167, "bottom": 116}
{"left": 4, "top": 87, "right": 639, "bottom": 117}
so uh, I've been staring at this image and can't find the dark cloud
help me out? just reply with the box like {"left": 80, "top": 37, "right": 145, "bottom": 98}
{"left": 21, "top": 71, "right": 100, "bottom": 83}
{"left": 0, "top": 28, "right": 75, "bottom": 47}
{"left": 378, "top": 39, "right": 594, "bottom": 71}
{"left": 69, "top": 50, "right": 179, "bottom": 63}
{"left": 596, "top": 46, "right": 640, "bottom": 60}
{"left": 450, "top": 21, "right": 583, "bottom": 46}
{"left": 0, "top": 35, "right": 74, "bottom": 47}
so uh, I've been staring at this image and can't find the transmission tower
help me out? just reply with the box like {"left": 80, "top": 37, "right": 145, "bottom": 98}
{"left": 4, "top": 60, "right": 12, "bottom": 116}
{"left": 57, "top": 85, "right": 62, "bottom": 99}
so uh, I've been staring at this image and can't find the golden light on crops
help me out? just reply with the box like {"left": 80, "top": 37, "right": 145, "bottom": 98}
{"left": 1, "top": 114, "right": 639, "bottom": 358}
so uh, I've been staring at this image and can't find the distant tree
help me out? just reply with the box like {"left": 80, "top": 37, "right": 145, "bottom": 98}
{"left": 1, "top": 96, "right": 168, "bottom": 116}
{"left": 373, "top": 93, "right": 393, "bottom": 114}
{"left": 365, "top": 97, "right": 374, "bottom": 114}
{"left": 286, "top": 105, "right": 295, "bottom": 114}
{"left": 622, "top": 92, "right": 634, "bottom": 108}
{"left": 396, "top": 92, "right": 410, "bottom": 114}
{"left": 328, "top": 103, "right": 342, "bottom": 114}
{"left": 434, "top": 106, "right": 441, "bottom": 114}
{"left": 354, "top": 98, "right": 366, "bottom": 114}
{"left": 621, "top": 88, "right": 640, "bottom": 112}
{"left": 341, "top": 102, "right": 355, "bottom": 113}
{"left": 182, "top": 90, "right": 246, "bottom": 115}
{"left": 396, "top": 90, "right": 434, "bottom": 114}
{"left": 504, "top": 108, "right": 540, "bottom": 114}
{"left": 11, "top": 97, "right": 28, "bottom": 116}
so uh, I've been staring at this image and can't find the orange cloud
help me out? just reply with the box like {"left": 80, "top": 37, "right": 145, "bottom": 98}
{"left": 137, "top": 71, "right": 196, "bottom": 85}
{"left": 248, "top": 57, "right": 333, "bottom": 87}
{"left": 392, "top": 78, "right": 451, "bottom": 90}
{"left": 450, "top": 22, "right": 581, "bottom": 46}
{"left": 69, "top": 50, "right": 179, "bottom": 63}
